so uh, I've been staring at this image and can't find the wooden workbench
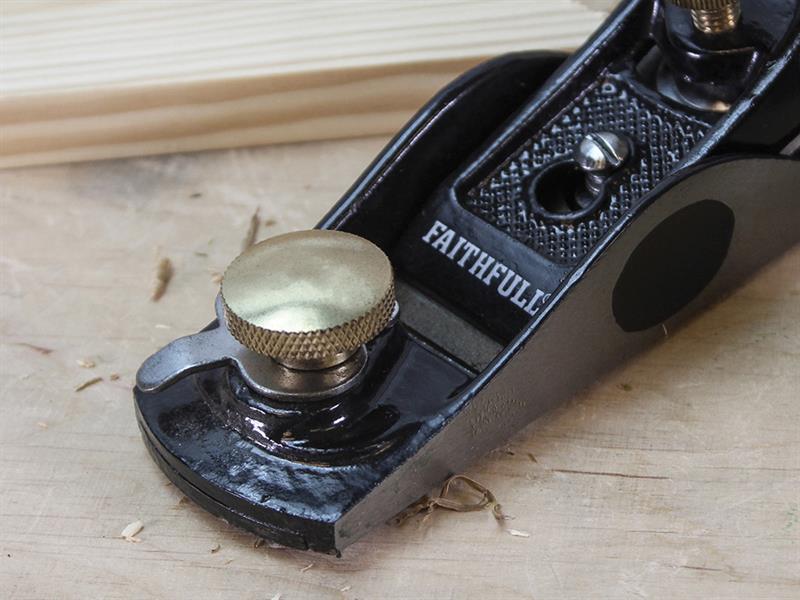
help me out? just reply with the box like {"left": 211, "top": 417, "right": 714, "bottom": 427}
{"left": 1, "top": 137, "right": 798, "bottom": 599}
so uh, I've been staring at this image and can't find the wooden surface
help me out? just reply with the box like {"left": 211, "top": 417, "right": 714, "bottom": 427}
{"left": 1, "top": 137, "right": 798, "bottom": 599}
{"left": 0, "top": 0, "right": 613, "bottom": 168}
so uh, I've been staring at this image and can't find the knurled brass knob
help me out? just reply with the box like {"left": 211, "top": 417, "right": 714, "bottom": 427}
{"left": 221, "top": 230, "right": 395, "bottom": 370}
{"left": 666, "top": 0, "right": 741, "bottom": 34}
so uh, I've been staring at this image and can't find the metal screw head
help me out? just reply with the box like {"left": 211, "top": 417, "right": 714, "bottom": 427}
{"left": 221, "top": 230, "right": 395, "bottom": 370}
{"left": 574, "top": 131, "right": 629, "bottom": 174}
{"left": 573, "top": 131, "right": 630, "bottom": 197}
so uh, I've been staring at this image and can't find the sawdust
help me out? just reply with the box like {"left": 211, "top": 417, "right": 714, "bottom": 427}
{"left": 151, "top": 256, "right": 174, "bottom": 301}
{"left": 507, "top": 529, "right": 531, "bottom": 538}
{"left": 241, "top": 207, "right": 260, "bottom": 252}
{"left": 120, "top": 520, "right": 144, "bottom": 542}
{"left": 74, "top": 376, "right": 103, "bottom": 392}
{"left": 15, "top": 342, "right": 53, "bottom": 355}
{"left": 77, "top": 358, "right": 95, "bottom": 368}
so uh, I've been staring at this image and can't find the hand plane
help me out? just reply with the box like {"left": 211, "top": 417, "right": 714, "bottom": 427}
{"left": 135, "top": 0, "right": 800, "bottom": 554}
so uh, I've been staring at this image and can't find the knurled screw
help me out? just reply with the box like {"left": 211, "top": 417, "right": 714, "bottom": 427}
{"left": 666, "top": 0, "right": 741, "bottom": 34}
{"left": 221, "top": 230, "right": 395, "bottom": 370}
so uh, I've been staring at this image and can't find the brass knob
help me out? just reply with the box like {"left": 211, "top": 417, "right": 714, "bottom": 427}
{"left": 666, "top": 0, "right": 741, "bottom": 34}
{"left": 221, "top": 230, "right": 395, "bottom": 370}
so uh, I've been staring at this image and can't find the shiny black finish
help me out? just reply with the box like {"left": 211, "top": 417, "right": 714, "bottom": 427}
{"left": 136, "top": 0, "right": 800, "bottom": 554}
{"left": 612, "top": 199, "right": 735, "bottom": 332}
{"left": 136, "top": 324, "right": 471, "bottom": 553}
{"left": 326, "top": 51, "right": 569, "bottom": 250}
{"left": 136, "top": 49, "right": 569, "bottom": 553}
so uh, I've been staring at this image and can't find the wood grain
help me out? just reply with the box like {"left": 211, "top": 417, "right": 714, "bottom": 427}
{"left": 1, "top": 138, "right": 798, "bottom": 599}
{"left": 0, "top": 0, "right": 613, "bottom": 168}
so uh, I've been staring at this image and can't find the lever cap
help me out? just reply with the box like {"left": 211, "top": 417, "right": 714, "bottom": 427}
{"left": 221, "top": 230, "right": 395, "bottom": 369}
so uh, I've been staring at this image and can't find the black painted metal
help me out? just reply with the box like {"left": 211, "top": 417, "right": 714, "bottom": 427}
{"left": 135, "top": 0, "right": 800, "bottom": 554}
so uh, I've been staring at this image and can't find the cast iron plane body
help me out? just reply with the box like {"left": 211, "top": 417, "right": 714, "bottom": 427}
{"left": 135, "top": 0, "right": 800, "bottom": 554}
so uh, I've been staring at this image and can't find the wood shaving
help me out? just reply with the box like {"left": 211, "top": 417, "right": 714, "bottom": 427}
{"left": 210, "top": 543, "right": 221, "bottom": 553}
{"left": 300, "top": 562, "right": 314, "bottom": 572}
{"left": 151, "top": 256, "right": 174, "bottom": 301}
{"left": 15, "top": 342, "right": 53, "bottom": 355}
{"left": 268, "top": 542, "right": 284, "bottom": 549}
{"left": 210, "top": 271, "right": 223, "bottom": 284}
{"left": 270, "top": 594, "right": 282, "bottom": 600}
{"left": 120, "top": 520, "right": 144, "bottom": 542}
{"left": 340, "top": 585, "right": 351, "bottom": 592}
{"left": 74, "top": 376, "right": 103, "bottom": 392}
{"left": 77, "top": 358, "right": 96, "bottom": 368}
{"left": 154, "top": 323, "right": 171, "bottom": 329}
{"left": 109, "top": 373, "right": 120, "bottom": 381}
{"left": 263, "top": 218, "right": 277, "bottom": 227}
{"left": 507, "top": 529, "right": 530, "bottom": 538}
{"left": 253, "top": 537, "right": 265, "bottom": 548}
{"left": 36, "top": 421, "right": 48, "bottom": 429}
{"left": 241, "top": 207, "right": 260, "bottom": 252}
{"left": 392, "top": 474, "right": 505, "bottom": 525}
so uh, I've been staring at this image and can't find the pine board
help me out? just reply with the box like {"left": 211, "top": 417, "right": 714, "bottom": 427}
{"left": 0, "top": 0, "right": 613, "bottom": 168}
{"left": 1, "top": 137, "right": 798, "bottom": 599}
